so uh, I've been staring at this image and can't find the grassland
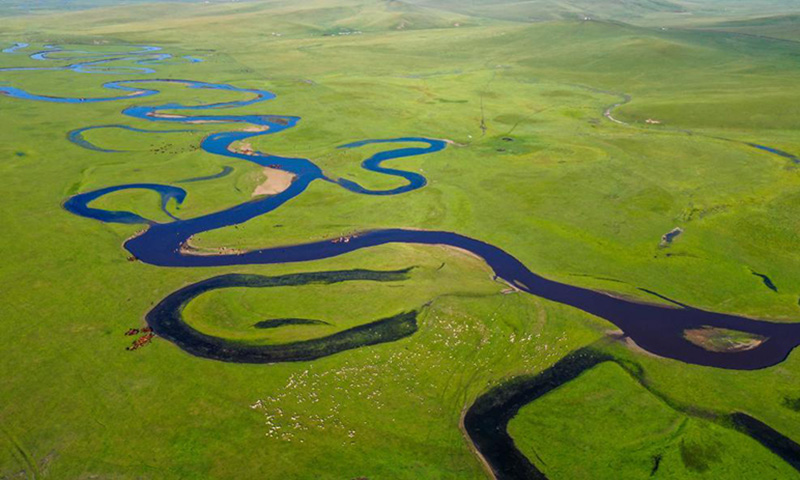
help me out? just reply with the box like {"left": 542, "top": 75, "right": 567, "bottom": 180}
{"left": 1, "top": 0, "right": 799, "bottom": 478}
{"left": 508, "top": 360, "right": 800, "bottom": 479}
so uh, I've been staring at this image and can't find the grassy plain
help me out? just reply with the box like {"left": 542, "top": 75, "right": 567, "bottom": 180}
{"left": 1, "top": 0, "right": 799, "bottom": 478}
{"left": 508, "top": 361, "right": 800, "bottom": 479}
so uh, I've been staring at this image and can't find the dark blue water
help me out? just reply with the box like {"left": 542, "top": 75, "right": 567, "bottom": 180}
{"left": 3, "top": 58, "right": 800, "bottom": 371}
{"left": 1, "top": 79, "right": 158, "bottom": 103}
{"left": 747, "top": 143, "right": 800, "bottom": 164}
{"left": 1, "top": 44, "right": 199, "bottom": 75}
{"left": 464, "top": 347, "right": 800, "bottom": 480}
{"left": 661, "top": 227, "right": 683, "bottom": 245}
{"left": 334, "top": 138, "right": 444, "bottom": 195}
{"left": 68, "top": 124, "right": 196, "bottom": 152}
{"left": 752, "top": 271, "right": 779, "bottom": 293}
{"left": 178, "top": 166, "right": 234, "bottom": 183}
{"left": 63, "top": 183, "right": 186, "bottom": 224}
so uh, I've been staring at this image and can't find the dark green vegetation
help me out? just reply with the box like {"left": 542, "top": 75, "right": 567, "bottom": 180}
{"left": 147, "top": 269, "right": 422, "bottom": 363}
{"left": 1, "top": 0, "right": 800, "bottom": 478}
{"left": 694, "top": 14, "right": 800, "bottom": 41}
{"left": 506, "top": 349, "right": 800, "bottom": 478}
{"left": 476, "top": 345, "right": 800, "bottom": 479}
{"left": 253, "top": 318, "right": 329, "bottom": 329}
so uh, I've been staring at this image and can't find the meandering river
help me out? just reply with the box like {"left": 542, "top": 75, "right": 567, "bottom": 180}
{"left": 16, "top": 74, "right": 792, "bottom": 371}
{"left": 4, "top": 43, "right": 800, "bottom": 478}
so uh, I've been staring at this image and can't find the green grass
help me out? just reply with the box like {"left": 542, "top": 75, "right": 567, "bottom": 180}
{"left": 183, "top": 247, "right": 501, "bottom": 343}
{"left": 1, "top": 1, "right": 800, "bottom": 478}
{"left": 694, "top": 14, "right": 800, "bottom": 41}
{"left": 508, "top": 362, "right": 800, "bottom": 479}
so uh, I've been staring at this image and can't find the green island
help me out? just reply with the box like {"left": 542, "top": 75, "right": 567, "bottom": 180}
{"left": 1, "top": 1, "right": 799, "bottom": 478}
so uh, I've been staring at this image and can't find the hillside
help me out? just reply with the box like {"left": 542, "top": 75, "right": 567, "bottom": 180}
{"left": 405, "top": 0, "right": 800, "bottom": 26}
{"left": 696, "top": 14, "right": 800, "bottom": 41}
{"left": 0, "top": 0, "right": 486, "bottom": 37}
{"left": 6, "top": 0, "right": 800, "bottom": 27}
